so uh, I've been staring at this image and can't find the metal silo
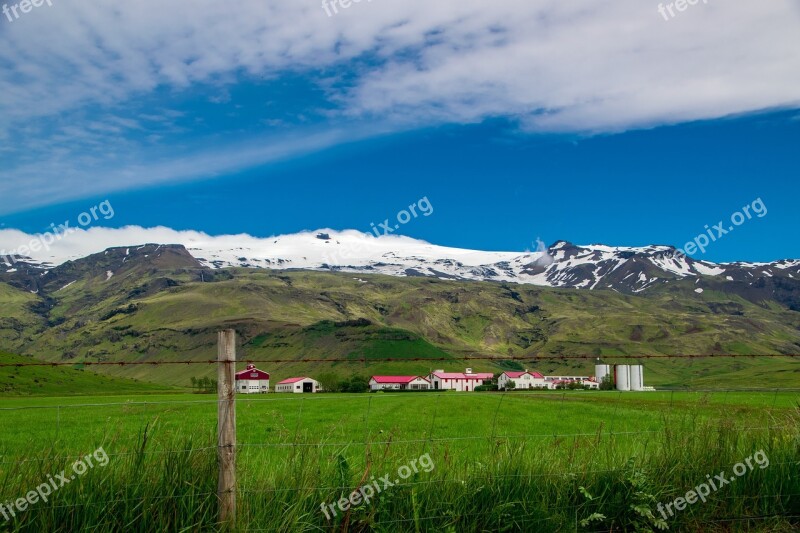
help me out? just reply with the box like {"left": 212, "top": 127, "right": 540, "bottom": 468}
{"left": 630, "top": 365, "right": 644, "bottom": 391}
{"left": 615, "top": 365, "right": 630, "bottom": 391}
{"left": 596, "top": 364, "right": 611, "bottom": 385}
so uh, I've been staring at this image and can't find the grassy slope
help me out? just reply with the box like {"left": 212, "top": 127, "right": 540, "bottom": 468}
{"left": 0, "top": 352, "right": 176, "bottom": 396}
{"left": 1, "top": 269, "right": 799, "bottom": 388}
{"left": 0, "top": 282, "right": 43, "bottom": 346}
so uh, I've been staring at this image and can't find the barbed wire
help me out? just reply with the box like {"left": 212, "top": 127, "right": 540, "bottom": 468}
{"left": 235, "top": 467, "right": 800, "bottom": 494}
{"left": 233, "top": 424, "right": 790, "bottom": 449}
{"left": 1, "top": 388, "right": 796, "bottom": 413}
{"left": 2, "top": 353, "right": 800, "bottom": 368}
{"left": 0, "top": 446, "right": 219, "bottom": 465}
{"left": 1, "top": 424, "right": 793, "bottom": 465}
{"left": 44, "top": 490, "right": 219, "bottom": 511}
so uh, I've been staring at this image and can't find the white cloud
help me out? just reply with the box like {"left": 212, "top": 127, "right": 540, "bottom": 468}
{"left": 0, "top": 125, "right": 380, "bottom": 211}
{"left": 1, "top": 0, "right": 799, "bottom": 211}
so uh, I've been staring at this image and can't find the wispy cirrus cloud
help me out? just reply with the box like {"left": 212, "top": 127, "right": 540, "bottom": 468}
{"left": 1, "top": 0, "right": 799, "bottom": 214}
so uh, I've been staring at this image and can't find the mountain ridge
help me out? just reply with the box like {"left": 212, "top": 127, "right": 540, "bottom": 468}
{"left": 2, "top": 229, "right": 798, "bottom": 310}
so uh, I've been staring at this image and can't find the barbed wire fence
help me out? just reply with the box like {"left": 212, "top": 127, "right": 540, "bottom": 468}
{"left": 0, "top": 330, "right": 798, "bottom": 531}
{"left": 2, "top": 353, "right": 800, "bottom": 368}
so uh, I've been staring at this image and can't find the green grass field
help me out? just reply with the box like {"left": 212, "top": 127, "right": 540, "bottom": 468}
{"left": 1, "top": 391, "right": 798, "bottom": 531}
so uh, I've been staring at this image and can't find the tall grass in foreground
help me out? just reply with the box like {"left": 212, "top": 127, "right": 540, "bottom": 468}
{"left": 1, "top": 414, "right": 798, "bottom": 532}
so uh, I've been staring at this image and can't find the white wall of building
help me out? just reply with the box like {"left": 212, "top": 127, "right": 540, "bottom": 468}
{"left": 404, "top": 377, "right": 430, "bottom": 390}
{"left": 369, "top": 377, "right": 430, "bottom": 391}
{"left": 429, "top": 373, "right": 492, "bottom": 392}
{"left": 237, "top": 379, "right": 269, "bottom": 394}
{"left": 370, "top": 380, "right": 398, "bottom": 391}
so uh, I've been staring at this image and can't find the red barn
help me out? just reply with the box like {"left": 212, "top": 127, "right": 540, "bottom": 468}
{"left": 235, "top": 364, "right": 270, "bottom": 394}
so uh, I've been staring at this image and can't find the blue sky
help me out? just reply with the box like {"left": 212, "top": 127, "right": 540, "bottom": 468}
{"left": 1, "top": 1, "right": 799, "bottom": 262}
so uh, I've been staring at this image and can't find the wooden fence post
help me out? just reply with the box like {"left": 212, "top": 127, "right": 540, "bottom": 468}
{"left": 218, "top": 329, "right": 237, "bottom": 528}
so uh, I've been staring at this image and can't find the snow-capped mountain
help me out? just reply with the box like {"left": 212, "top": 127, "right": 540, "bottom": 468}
{"left": 1, "top": 228, "right": 799, "bottom": 308}
{"left": 181, "top": 229, "right": 799, "bottom": 295}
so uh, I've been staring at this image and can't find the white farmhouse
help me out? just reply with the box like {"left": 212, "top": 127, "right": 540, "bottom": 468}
{"left": 235, "top": 364, "right": 270, "bottom": 394}
{"left": 428, "top": 368, "right": 494, "bottom": 392}
{"left": 275, "top": 377, "right": 321, "bottom": 393}
{"left": 498, "top": 370, "right": 546, "bottom": 390}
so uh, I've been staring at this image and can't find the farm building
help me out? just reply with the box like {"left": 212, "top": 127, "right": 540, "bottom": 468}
{"left": 542, "top": 375, "right": 594, "bottom": 389}
{"left": 498, "top": 370, "right": 546, "bottom": 390}
{"left": 428, "top": 368, "right": 494, "bottom": 392}
{"left": 369, "top": 376, "right": 430, "bottom": 391}
{"left": 549, "top": 378, "right": 600, "bottom": 390}
{"left": 235, "top": 364, "right": 270, "bottom": 394}
{"left": 275, "top": 377, "right": 321, "bottom": 393}
{"left": 596, "top": 364, "right": 647, "bottom": 391}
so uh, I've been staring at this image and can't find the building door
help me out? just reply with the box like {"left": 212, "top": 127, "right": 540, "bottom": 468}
{"left": 303, "top": 382, "right": 313, "bottom": 393}
{"left": 434, "top": 381, "right": 439, "bottom": 390}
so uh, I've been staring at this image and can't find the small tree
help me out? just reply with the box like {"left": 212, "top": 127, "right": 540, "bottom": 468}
{"left": 316, "top": 372, "right": 340, "bottom": 393}
{"left": 505, "top": 379, "right": 516, "bottom": 391}
{"left": 599, "top": 374, "right": 615, "bottom": 391}
{"left": 191, "top": 376, "right": 217, "bottom": 394}
{"left": 347, "top": 375, "right": 370, "bottom": 393}
{"left": 336, "top": 375, "right": 369, "bottom": 393}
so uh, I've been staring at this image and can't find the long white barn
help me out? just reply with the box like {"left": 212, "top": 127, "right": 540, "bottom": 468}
{"left": 428, "top": 369, "right": 493, "bottom": 392}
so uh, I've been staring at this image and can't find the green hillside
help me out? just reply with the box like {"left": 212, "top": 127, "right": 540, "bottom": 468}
{"left": 1, "top": 267, "right": 799, "bottom": 388}
{"left": 0, "top": 352, "right": 176, "bottom": 396}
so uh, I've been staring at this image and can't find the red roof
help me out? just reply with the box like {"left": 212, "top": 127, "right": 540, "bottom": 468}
{"left": 503, "top": 371, "right": 544, "bottom": 379}
{"left": 431, "top": 372, "right": 494, "bottom": 380}
{"left": 235, "top": 364, "right": 270, "bottom": 381}
{"left": 370, "top": 376, "right": 428, "bottom": 384}
{"left": 278, "top": 377, "right": 310, "bottom": 385}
